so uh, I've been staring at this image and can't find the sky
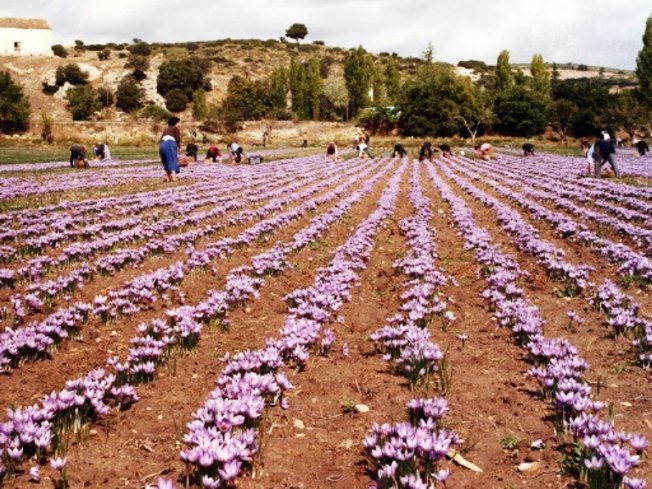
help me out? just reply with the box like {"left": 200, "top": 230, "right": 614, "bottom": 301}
{"left": 1, "top": 0, "right": 650, "bottom": 70}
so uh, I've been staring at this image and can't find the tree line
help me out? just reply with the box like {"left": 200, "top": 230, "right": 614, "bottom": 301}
{"left": 1, "top": 16, "right": 651, "bottom": 139}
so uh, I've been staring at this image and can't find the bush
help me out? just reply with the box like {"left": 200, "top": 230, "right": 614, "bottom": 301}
{"left": 157, "top": 57, "right": 208, "bottom": 97}
{"left": 126, "top": 54, "right": 149, "bottom": 81}
{"left": 66, "top": 85, "right": 99, "bottom": 120}
{"left": 116, "top": 77, "right": 145, "bottom": 112}
{"left": 118, "top": 52, "right": 128, "bottom": 59}
{"left": 74, "top": 39, "right": 85, "bottom": 51}
{"left": 96, "top": 86, "right": 115, "bottom": 108}
{"left": 98, "top": 49, "right": 110, "bottom": 61}
{"left": 165, "top": 88, "right": 189, "bottom": 112}
{"left": 52, "top": 44, "right": 67, "bottom": 58}
{"left": 0, "top": 72, "right": 30, "bottom": 134}
{"left": 192, "top": 89, "right": 208, "bottom": 120}
{"left": 312, "top": 40, "right": 325, "bottom": 46}
{"left": 140, "top": 103, "right": 172, "bottom": 122}
{"left": 55, "top": 64, "right": 89, "bottom": 86}
{"left": 41, "top": 81, "right": 59, "bottom": 95}
{"left": 128, "top": 41, "right": 151, "bottom": 57}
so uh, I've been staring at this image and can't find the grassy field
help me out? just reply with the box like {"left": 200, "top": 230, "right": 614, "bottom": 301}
{"left": 0, "top": 145, "right": 159, "bottom": 164}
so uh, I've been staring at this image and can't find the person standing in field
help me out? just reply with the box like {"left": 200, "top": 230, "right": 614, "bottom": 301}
{"left": 522, "top": 143, "right": 535, "bottom": 156}
{"left": 593, "top": 132, "right": 620, "bottom": 177}
{"left": 439, "top": 143, "right": 452, "bottom": 158}
{"left": 159, "top": 116, "right": 181, "bottom": 182}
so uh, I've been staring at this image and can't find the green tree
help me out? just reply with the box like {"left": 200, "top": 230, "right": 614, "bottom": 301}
{"left": 289, "top": 57, "right": 308, "bottom": 117}
{"left": 268, "top": 66, "right": 289, "bottom": 110}
{"left": 304, "top": 58, "right": 322, "bottom": 119}
{"left": 157, "top": 57, "right": 207, "bottom": 98}
{"left": 636, "top": 16, "right": 652, "bottom": 107}
{"left": 384, "top": 57, "right": 401, "bottom": 103}
{"left": 530, "top": 53, "right": 551, "bottom": 97}
{"left": 96, "top": 86, "right": 115, "bottom": 108}
{"left": 66, "top": 85, "right": 100, "bottom": 120}
{"left": 495, "top": 49, "right": 513, "bottom": 92}
{"left": 320, "top": 78, "right": 348, "bottom": 121}
{"left": 0, "top": 72, "right": 30, "bottom": 134}
{"left": 192, "top": 89, "right": 208, "bottom": 120}
{"left": 397, "top": 63, "right": 480, "bottom": 136}
{"left": 608, "top": 90, "right": 648, "bottom": 141}
{"left": 55, "top": 64, "right": 89, "bottom": 86}
{"left": 165, "top": 88, "right": 189, "bottom": 112}
{"left": 285, "top": 23, "right": 308, "bottom": 43}
{"left": 371, "top": 62, "right": 386, "bottom": 104}
{"left": 493, "top": 84, "right": 548, "bottom": 136}
{"left": 344, "top": 46, "right": 373, "bottom": 118}
{"left": 222, "top": 75, "right": 271, "bottom": 123}
{"left": 116, "top": 77, "right": 145, "bottom": 112}
{"left": 552, "top": 78, "right": 611, "bottom": 136}
{"left": 550, "top": 99, "right": 578, "bottom": 143}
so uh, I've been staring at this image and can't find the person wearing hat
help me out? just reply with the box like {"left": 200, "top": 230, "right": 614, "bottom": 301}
{"left": 160, "top": 116, "right": 181, "bottom": 182}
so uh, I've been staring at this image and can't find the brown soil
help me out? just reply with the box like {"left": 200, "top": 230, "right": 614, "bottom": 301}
{"left": 2, "top": 156, "right": 650, "bottom": 489}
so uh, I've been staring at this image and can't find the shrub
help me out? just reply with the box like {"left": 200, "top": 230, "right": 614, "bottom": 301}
{"left": 0, "top": 71, "right": 30, "bottom": 134}
{"left": 128, "top": 41, "right": 151, "bottom": 57}
{"left": 74, "top": 39, "right": 85, "bottom": 51}
{"left": 41, "top": 81, "right": 59, "bottom": 95}
{"left": 40, "top": 111, "right": 54, "bottom": 143}
{"left": 96, "top": 86, "right": 115, "bottom": 108}
{"left": 116, "top": 77, "right": 145, "bottom": 112}
{"left": 51, "top": 44, "right": 67, "bottom": 58}
{"left": 165, "top": 88, "right": 189, "bottom": 112}
{"left": 312, "top": 40, "right": 325, "bottom": 46}
{"left": 126, "top": 54, "right": 149, "bottom": 81}
{"left": 66, "top": 85, "right": 99, "bottom": 120}
{"left": 192, "top": 88, "right": 207, "bottom": 120}
{"left": 118, "top": 52, "right": 127, "bottom": 59}
{"left": 157, "top": 57, "right": 208, "bottom": 97}
{"left": 55, "top": 64, "right": 89, "bottom": 86}
{"left": 140, "top": 103, "right": 172, "bottom": 122}
{"left": 98, "top": 49, "right": 110, "bottom": 61}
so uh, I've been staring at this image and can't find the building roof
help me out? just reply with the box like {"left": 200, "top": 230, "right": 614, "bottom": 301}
{"left": 0, "top": 18, "right": 51, "bottom": 30}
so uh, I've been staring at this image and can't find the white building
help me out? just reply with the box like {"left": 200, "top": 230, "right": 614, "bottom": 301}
{"left": 0, "top": 18, "right": 52, "bottom": 56}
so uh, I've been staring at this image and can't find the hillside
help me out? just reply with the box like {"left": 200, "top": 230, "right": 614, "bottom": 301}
{"left": 0, "top": 38, "right": 638, "bottom": 143}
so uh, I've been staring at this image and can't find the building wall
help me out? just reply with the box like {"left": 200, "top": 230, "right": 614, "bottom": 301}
{"left": 0, "top": 27, "right": 52, "bottom": 56}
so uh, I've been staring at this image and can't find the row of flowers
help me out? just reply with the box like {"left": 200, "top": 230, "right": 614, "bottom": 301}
{"left": 0, "top": 158, "right": 395, "bottom": 484}
{"left": 367, "top": 160, "right": 458, "bottom": 488}
{"left": 438, "top": 162, "right": 593, "bottom": 297}
{"left": 448, "top": 157, "right": 651, "bottom": 366}
{"left": 0, "top": 158, "right": 377, "bottom": 373}
{"left": 427, "top": 162, "right": 647, "bottom": 489}
{"left": 3, "top": 157, "right": 350, "bottom": 311}
{"left": 177, "top": 162, "right": 406, "bottom": 488}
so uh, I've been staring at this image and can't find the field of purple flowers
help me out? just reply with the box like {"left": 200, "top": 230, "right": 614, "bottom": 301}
{"left": 0, "top": 151, "right": 649, "bottom": 489}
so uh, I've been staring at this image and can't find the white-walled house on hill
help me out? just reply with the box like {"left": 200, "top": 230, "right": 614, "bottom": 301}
{"left": 0, "top": 18, "right": 52, "bottom": 56}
